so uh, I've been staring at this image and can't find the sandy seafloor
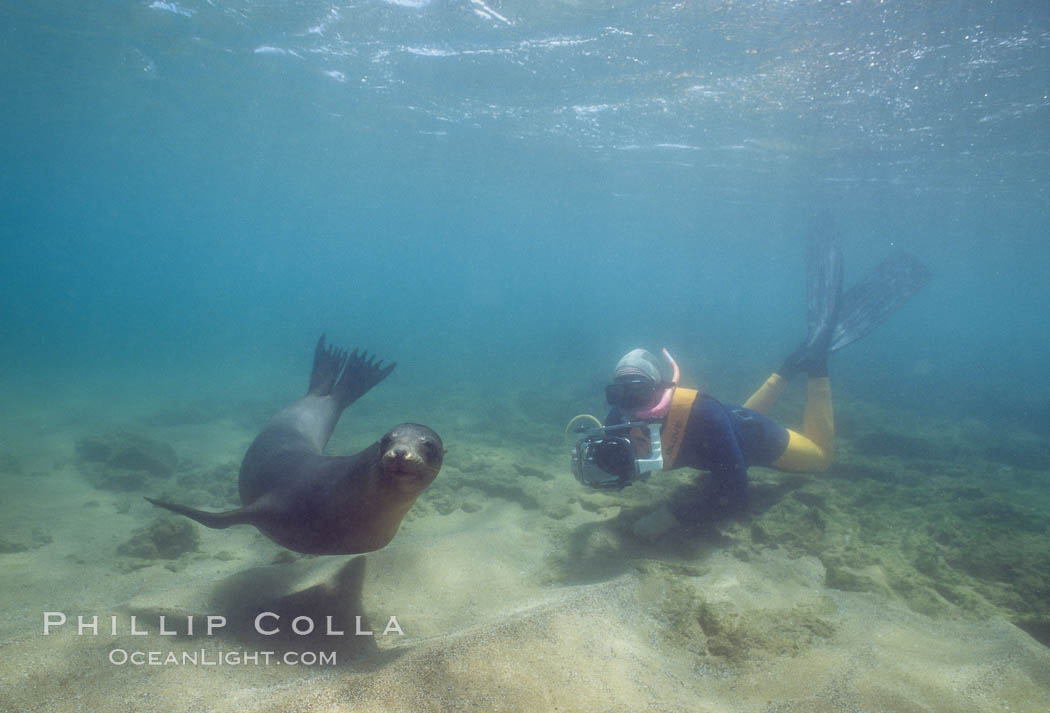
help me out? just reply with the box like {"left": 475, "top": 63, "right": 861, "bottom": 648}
{"left": 1, "top": 370, "right": 1049, "bottom": 713}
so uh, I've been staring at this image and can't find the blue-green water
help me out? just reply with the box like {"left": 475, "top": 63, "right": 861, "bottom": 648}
{"left": 1, "top": 3, "right": 1049, "bottom": 710}
{"left": 3, "top": 0, "right": 1048, "bottom": 412}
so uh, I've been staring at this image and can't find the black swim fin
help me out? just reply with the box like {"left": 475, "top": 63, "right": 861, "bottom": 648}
{"left": 805, "top": 231, "right": 844, "bottom": 347}
{"left": 829, "top": 250, "right": 931, "bottom": 352}
{"left": 144, "top": 496, "right": 255, "bottom": 529}
{"left": 778, "top": 231, "right": 843, "bottom": 379}
{"left": 779, "top": 230, "right": 930, "bottom": 379}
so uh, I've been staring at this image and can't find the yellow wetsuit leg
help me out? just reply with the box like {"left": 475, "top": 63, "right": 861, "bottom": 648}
{"left": 742, "top": 373, "right": 787, "bottom": 415}
{"left": 772, "top": 377, "right": 834, "bottom": 472}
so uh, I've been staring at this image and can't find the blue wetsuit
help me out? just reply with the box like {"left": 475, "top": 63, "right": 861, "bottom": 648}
{"left": 608, "top": 394, "right": 789, "bottom": 509}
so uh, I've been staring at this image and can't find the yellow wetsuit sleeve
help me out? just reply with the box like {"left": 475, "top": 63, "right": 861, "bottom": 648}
{"left": 742, "top": 373, "right": 787, "bottom": 415}
{"left": 772, "top": 377, "right": 834, "bottom": 472}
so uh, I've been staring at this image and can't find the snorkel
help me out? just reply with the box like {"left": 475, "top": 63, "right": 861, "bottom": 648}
{"left": 634, "top": 348, "right": 679, "bottom": 421}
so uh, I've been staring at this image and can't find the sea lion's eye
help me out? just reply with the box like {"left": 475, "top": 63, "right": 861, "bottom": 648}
{"left": 380, "top": 435, "right": 392, "bottom": 452}
{"left": 421, "top": 440, "right": 439, "bottom": 461}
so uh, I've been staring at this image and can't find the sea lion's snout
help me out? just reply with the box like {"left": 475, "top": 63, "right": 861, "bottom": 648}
{"left": 383, "top": 446, "right": 422, "bottom": 469}
{"left": 380, "top": 423, "right": 444, "bottom": 491}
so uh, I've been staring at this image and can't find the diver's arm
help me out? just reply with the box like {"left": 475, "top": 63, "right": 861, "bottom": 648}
{"left": 696, "top": 399, "right": 750, "bottom": 510}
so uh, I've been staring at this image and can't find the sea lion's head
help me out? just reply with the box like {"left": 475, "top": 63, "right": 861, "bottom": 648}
{"left": 379, "top": 423, "right": 444, "bottom": 495}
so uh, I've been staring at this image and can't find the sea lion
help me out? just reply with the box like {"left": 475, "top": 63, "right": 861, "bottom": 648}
{"left": 146, "top": 336, "right": 444, "bottom": 554}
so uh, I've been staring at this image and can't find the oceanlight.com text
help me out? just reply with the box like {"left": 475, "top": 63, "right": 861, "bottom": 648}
{"left": 108, "top": 649, "right": 338, "bottom": 666}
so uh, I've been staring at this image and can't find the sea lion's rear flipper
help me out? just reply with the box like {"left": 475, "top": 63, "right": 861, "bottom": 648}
{"left": 309, "top": 334, "right": 396, "bottom": 410}
{"left": 144, "top": 497, "right": 256, "bottom": 530}
{"left": 308, "top": 335, "right": 349, "bottom": 396}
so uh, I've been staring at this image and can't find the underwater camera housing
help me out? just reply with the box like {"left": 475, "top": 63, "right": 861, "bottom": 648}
{"left": 571, "top": 421, "right": 663, "bottom": 489}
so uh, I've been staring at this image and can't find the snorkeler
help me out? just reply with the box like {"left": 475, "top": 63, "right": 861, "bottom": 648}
{"left": 569, "top": 231, "right": 930, "bottom": 518}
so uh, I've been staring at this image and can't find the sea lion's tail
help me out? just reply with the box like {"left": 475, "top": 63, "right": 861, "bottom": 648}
{"left": 309, "top": 334, "right": 396, "bottom": 411}
{"left": 144, "top": 497, "right": 254, "bottom": 529}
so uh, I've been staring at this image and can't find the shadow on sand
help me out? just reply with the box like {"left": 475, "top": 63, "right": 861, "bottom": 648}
{"left": 121, "top": 556, "right": 405, "bottom": 670}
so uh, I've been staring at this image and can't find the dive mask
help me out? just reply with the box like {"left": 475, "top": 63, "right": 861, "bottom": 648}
{"left": 608, "top": 348, "right": 680, "bottom": 421}
{"left": 604, "top": 380, "right": 671, "bottom": 411}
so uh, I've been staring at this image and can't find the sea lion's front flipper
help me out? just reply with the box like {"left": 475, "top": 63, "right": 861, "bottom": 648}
{"left": 144, "top": 497, "right": 256, "bottom": 530}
